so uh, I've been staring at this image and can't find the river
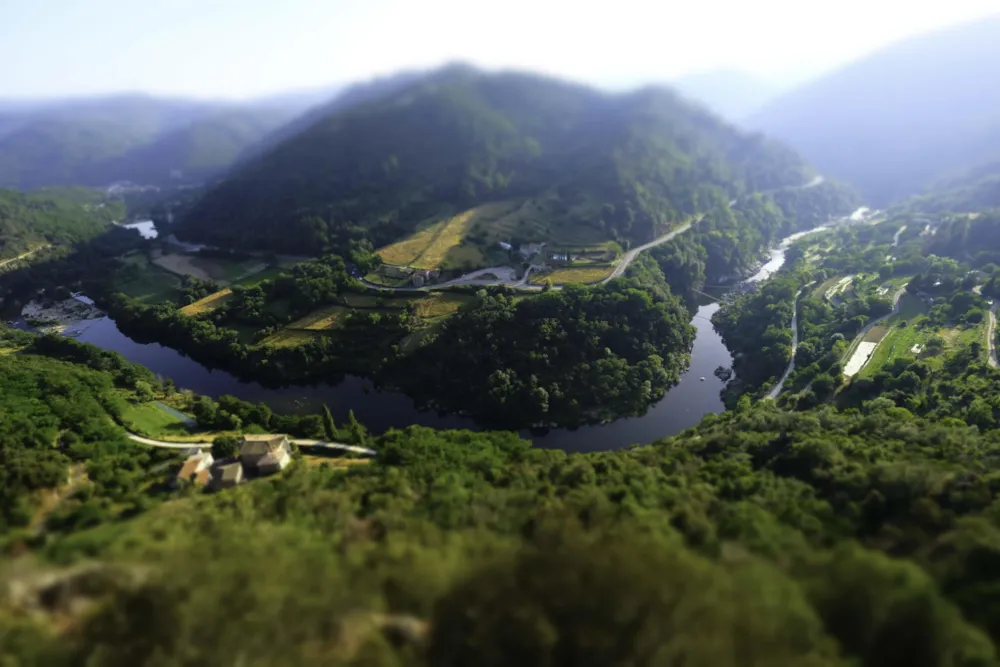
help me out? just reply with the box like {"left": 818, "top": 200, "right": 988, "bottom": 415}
{"left": 67, "top": 226, "right": 813, "bottom": 453}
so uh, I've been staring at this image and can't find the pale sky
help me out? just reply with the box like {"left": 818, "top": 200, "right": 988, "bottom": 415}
{"left": 2, "top": 0, "right": 998, "bottom": 100}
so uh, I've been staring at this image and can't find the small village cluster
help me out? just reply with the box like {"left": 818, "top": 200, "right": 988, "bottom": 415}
{"left": 174, "top": 434, "right": 292, "bottom": 490}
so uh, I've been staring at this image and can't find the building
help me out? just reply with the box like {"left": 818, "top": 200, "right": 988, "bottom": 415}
{"left": 174, "top": 451, "right": 214, "bottom": 487}
{"left": 518, "top": 243, "right": 543, "bottom": 259}
{"left": 498, "top": 241, "right": 512, "bottom": 251}
{"left": 210, "top": 460, "right": 244, "bottom": 490}
{"left": 239, "top": 434, "right": 292, "bottom": 476}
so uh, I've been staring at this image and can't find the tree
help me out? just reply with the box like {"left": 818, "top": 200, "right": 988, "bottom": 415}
{"left": 212, "top": 435, "right": 240, "bottom": 460}
{"left": 347, "top": 409, "right": 367, "bottom": 446}
{"left": 133, "top": 380, "right": 155, "bottom": 403}
{"left": 321, "top": 404, "right": 337, "bottom": 441}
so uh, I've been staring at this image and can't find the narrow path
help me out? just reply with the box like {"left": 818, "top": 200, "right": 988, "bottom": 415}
{"left": 126, "top": 433, "right": 376, "bottom": 456}
{"left": 988, "top": 303, "right": 998, "bottom": 368}
{"left": 0, "top": 244, "right": 51, "bottom": 269}
{"left": 767, "top": 290, "right": 803, "bottom": 399}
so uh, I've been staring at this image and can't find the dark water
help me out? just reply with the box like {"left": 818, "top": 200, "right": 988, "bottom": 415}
{"left": 74, "top": 304, "right": 730, "bottom": 452}
{"left": 67, "top": 229, "right": 812, "bottom": 452}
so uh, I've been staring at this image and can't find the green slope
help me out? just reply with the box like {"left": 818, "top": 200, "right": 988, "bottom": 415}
{"left": 176, "top": 66, "right": 822, "bottom": 255}
{"left": 0, "top": 188, "right": 124, "bottom": 261}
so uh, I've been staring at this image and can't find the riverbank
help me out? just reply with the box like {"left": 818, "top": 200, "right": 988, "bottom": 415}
{"left": 21, "top": 296, "right": 104, "bottom": 335}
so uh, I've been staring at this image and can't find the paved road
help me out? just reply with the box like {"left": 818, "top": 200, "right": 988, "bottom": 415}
{"left": 988, "top": 303, "right": 998, "bottom": 368}
{"left": 766, "top": 290, "right": 803, "bottom": 399}
{"left": 126, "top": 433, "right": 376, "bottom": 456}
{"left": 601, "top": 216, "right": 701, "bottom": 283}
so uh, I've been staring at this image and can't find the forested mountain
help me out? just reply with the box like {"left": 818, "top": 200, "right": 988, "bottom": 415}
{"left": 0, "top": 93, "right": 326, "bottom": 189}
{"left": 176, "top": 65, "right": 821, "bottom": 254}
{"left": 672, "top": 69, "right": 781, "bottom": 121}
{"left": 747, "top": 15, "right": 1000, "bottom": 205}
{"left": 0, "top": 188, "right": 123, "bottom": 262}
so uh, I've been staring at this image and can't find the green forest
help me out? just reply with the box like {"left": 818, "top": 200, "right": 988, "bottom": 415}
{"left": 176, "top": 67, "right": 823, "bottom": 254}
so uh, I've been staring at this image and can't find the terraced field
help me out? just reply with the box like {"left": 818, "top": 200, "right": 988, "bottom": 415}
{"left": 411, "top": 293, "right": 473, "bottom": 318}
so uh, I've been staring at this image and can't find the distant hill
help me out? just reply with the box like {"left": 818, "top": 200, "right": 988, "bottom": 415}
{"left": 747, "top": 15, "right": 1000, "bottom": 205}
{"left": 0, "top": 93, "right": 329, "bottom": 189}
{"left": 671, "top": 70, "right": 781, "bottom": 121}
{"left": 177, "top": 66, "right": 825, "bottom": 255}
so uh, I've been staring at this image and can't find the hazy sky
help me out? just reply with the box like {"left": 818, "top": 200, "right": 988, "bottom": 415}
{"left": 3, "top": 0, "right": 998, "bottom": 99}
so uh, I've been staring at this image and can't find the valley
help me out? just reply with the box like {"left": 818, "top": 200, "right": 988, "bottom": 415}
{"left": 5, "top": 40, "right": 1000, "bottom": 666}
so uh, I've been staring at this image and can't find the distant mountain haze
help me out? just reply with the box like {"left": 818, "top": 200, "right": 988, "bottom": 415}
{"left": 175, "top": 65, "right": 839, "bottom": 255}
{"left": 671, "top": 70, "right": 783, "bottom": 121}
{"left": 0, "top": 91, "right": 338, "bottom": 189}
{"left": 747, "top": 14, "right": 1000, "bottom": 205}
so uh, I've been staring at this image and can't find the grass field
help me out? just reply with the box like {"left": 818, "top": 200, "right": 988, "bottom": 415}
{"left": 340, "top": 293, "right": 412, "bottom": 309}
{"left": 286, "top": 305, "right": 349, "bottom": 331}
{"left": 118, "top": 254, "right": 183, "bottom": 304}
{"left": 531, "top": 265, "right": 615, "bottom": 285}
{"left": 412, "top": 293, "right": 473, "bottom": 318}
{"left": 259, "top": 329, "right": 323, "bottom": 348}
{"left": 121, "top": 402, "right": 193, "bottom": 438}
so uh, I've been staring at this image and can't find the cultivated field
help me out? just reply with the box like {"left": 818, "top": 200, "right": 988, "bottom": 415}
{"left": 411, "top": 293, "right": 473, "bottom": 318}
{"left": 531, "top": 265, "right": 615, "bottom": 285}
{"left": 378, "top": 209, "right": 480, "bottom": 269}
{"left": 286, "top": 305, "right": 349, "bottom": 331}
{"left": 259, "top": 329, "right": 322, "bottom": 348}
{"left": 180, "top": 288, "right": 234, "bottom": 316}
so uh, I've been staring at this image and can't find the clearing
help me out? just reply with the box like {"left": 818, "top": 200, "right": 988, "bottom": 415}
{"left": 121, "top": 401, "right": 196, "bottom": 439}
{"left": 152, "top": 252, "right": 270, "bottom": 285}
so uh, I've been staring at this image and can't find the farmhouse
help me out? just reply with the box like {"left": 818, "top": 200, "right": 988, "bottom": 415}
{"left": 174, "top": 451, "right": 214, "bottom": 487}
{"left": 240, "top": 434, "right": 292, "bottom": 476}
{"left": 210, "top": 460, "right": 244, "bottom": 490}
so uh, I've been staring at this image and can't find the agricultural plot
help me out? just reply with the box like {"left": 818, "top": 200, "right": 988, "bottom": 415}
{"left": 153, "top": 252, "right": 270, "bottom": 285}
{"left": 286, "top": 305, "right": 349, "bottom": 331}
{"left": 411, "top": 293, "right": 472, "bottom": 318}
{"left": 259, "top": 329, "right": 322, "bottom": 348}
{"left": 180, "top": 288, "right": 233, "bottom": 316}
{"left": 531, "top": 265, "right": 615, "bottom": 285}
{"left": 378, "top": 208, "right": 482, "bottom": 269}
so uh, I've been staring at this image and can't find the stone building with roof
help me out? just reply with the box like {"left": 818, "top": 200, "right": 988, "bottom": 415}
{"left": 174, "top": 451, "right": 213, "bottom": 488}
{"left": 210, "top": 460, "right": 244, "bottom": 490}
{"left": 239, "top": 434, "right": 292, "bottom": 476}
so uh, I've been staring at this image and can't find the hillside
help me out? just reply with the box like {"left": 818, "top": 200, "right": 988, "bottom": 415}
{"left": 747, "top": 15, "right": 1000, "bottom": 205}
{"left": 0, "top": 94, "right": 325, "bottom": 189}
{"left": 0, "top": 188, "right": 123, "bottom": 262}
{"left": 175, "top": 66, "right": 820, "bottom": 256}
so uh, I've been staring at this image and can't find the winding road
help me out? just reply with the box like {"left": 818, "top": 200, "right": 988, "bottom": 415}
{"left": 126, "top": 433, "right": 377, "bottom": 457}
{"left": 988, "top": 303, "right": 998, "bottom": 368}
{"left": 766, "top": 290, "right": 803, "bottom": 399}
